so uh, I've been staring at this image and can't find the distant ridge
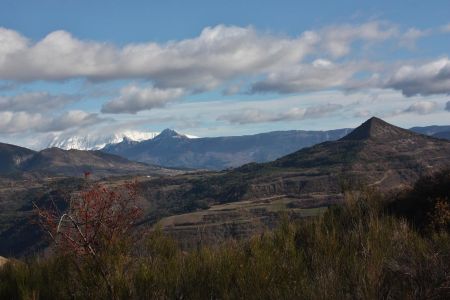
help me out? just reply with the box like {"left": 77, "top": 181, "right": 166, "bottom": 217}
{"left": 102, "top": 128, "right": 352, "bottom": 170}
{"left": 0, "top": 142, "right": 179, "bottom": 177}
{"left": 433, "top": 131, "right": 450, "bottom": 140}
{"left": 218, "top": 116, "right": 450, "bottom": 198}
{"left": 0, "top": 143, "right": 35, "bottom": 173}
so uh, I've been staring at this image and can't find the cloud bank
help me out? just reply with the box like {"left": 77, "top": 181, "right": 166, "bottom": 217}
{"left": 0, "top": 92, "right": 78, "bottom": 112}
{"left": 0, "top": 110, "right": 107, "bottom": 134}
{"left": 218, "top": 103, "right": 343, "bottom": 124}
{"left": 102, "top": 85, "right": 184, "bottom": 114}
{"left": 386, "top": 58, "right": 450, "bottom": 96}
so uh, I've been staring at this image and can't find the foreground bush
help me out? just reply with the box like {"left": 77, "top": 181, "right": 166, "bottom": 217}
{"left": 1, "top": 189, "right": 449, "bottom": 299}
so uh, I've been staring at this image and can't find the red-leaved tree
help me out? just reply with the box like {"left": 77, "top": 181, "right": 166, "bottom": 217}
{"left": 34, "top": 181, "right": 142, "bottom": 298}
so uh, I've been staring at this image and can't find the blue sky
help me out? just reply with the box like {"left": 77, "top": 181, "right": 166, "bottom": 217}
{"left": 0, "top": 0, "right": 450, "bottom": 148}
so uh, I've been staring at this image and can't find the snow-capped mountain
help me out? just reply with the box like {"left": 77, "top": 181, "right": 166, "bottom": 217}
{"left": 46, "top": 129, "right": 199, "bottom": 150}
{"left": 47, "top": 130, "right": 160, "bottom": 150}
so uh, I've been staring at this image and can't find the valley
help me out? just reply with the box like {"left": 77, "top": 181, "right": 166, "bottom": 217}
{"left": 1, "top": 117, "right": 449, "bottom": 256}
{"left": 2, "top": 4, "right": 449, "bottom": 297}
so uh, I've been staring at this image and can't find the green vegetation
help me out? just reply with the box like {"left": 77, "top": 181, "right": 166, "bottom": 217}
{"left": 1, "top": 177, "right": 450, "bottom": 299}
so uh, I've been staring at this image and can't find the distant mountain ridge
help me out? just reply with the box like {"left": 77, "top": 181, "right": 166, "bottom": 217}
{"left": 240, "top": 117, "right": 450, "bottom": 196}
{"left": 46, "top": 129, "right": 199, "bottom": 150}
{"left": 0, "top": 143, "right": 36, "bottom": 174}
{"left": 1, "top": 117, "right": 450, "bottom": 257}
{"left": 432, "top": 131, "right": 450, "bottom": 140}
{"left": 35, "top": 124, "right": 450, "bottom": 152}
{"left": 102, "top": 128, "right": 353, "bottom": 170}
{"left": 160, "top": 117, "right": 450, "bottom": 207}
{"left": 409, "top": 125, "right": 450, "bottom": 136}
{"left": 47, "top": 130, "right": 160, "bottom": 150}
{"left": 0, "top": 143, "right": 178, "bottom": 178}
{"left": 122, "top": 117, "right": 450, "bottom": 245}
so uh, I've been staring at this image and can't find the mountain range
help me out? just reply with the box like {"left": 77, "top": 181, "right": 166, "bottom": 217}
{"left": 47, "top": 130, "right": 161, "bottom": 150}
{"left": 151, "top": 117, "right": 450, "bottom": 205}
{"left": 102, "top": 128, "right": 353, "bottom": 170}
{"left": 0, "top": 142, "right": 178, "bottom": 178}
{"left": 100, "top": 124, "right": 450, "bottom": 170}
{"left": 42, "top": 124, "right": 450, "bottom": 152}
{"left": 1, "top": 117, "right": 450, "bottom": 256}
{"left": 1, "top": 121, "right": 449, "bottom": 175}
{"left": 125, "top": 117, "right": 450, "bottom": 245}
{"left": 231, "top": 117, "right": 450, "bottom": 196}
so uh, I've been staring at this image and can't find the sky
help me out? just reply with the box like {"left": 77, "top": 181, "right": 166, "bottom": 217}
{"left": 0, "top": 0, "right": 450, "bottom": 149}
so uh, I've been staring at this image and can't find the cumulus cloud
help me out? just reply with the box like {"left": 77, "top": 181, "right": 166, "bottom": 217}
{"left": 101, "top": 85, "right": 184, "bottom": 114}
{"left": 321, "top": 21, "right": 398, "bottom": 58}
{"left": 0, "top": 22, "right": 400, "bottom": 94}
{"left": 0, "top": 92, "right": 78, "bottom": 112}
{"left": 403, "top": 101, "right": 439, "bottom": 114}
{"left": 0, "top": 110, "right": 107, "bottom": 134}
{"left": 386, "top": 58, "right": 450, "bottom": 96}
{"left": 0, "top": 26, "right": 318, "bottom": 90}
{"left": 251, "top": 60, "right": 365, "bottom": 93}
{"left": 0, "top": 111, "right": 45, "bottom": 134}
{"left": 39, "top": 110, "right": 106, "bottom": 132}
{"left": 218, "top": 103, "right": 342, "bottom": 124}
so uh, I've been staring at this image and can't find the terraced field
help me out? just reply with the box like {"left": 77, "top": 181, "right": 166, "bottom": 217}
{"left": 158, "top": 194, "right": 339, "bottom": 248}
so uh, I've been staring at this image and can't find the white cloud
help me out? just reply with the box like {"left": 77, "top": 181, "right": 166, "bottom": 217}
{"left": 0, "top": 92, "right": 78, "bottom": 112}
{"left": 0, "top": 28, "right": 29, "bottom": 65}
{"left": 321, "top": 21, "right": 398, "bottom": 58}
{"left": 0, "top": 110, "right": 107, "bottom": 134}
{"left": 39, "top": 110, "right": 106, "bottom": 132}
{"left": 0, "top": 111, "right": 45, "bottom": 134}
{"left": 218, "top": 103, "right": 343, "bottom": 124}
{"left": 0, "top": 25, "right": 318, "bottom": 90}
{"left": 0, "top": 22, "right": 399, "bottom": 94}
{"left": 403, "top": 101, "right": 439, "bottom": 114}
{"left": 101, "top": 84, "right": 185, "bottom": 114}
{"left": 386, "top": 58, "right": 450, "bottom": 96}
{"left": 251, "top": 60, "right": 367, "bottom": 93}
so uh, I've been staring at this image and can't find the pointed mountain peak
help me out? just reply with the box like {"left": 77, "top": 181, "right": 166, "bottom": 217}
{"left": 154, "top": 128, "right": 185, "bottom": 140}
{"left": 341, "top": 117, "right": 415, "bottom": 141}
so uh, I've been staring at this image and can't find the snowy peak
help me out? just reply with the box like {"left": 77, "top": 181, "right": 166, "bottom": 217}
{"left": 48, "top": 131, "right": 159, "bottom": 150}
{"left": 47, "top": 129, "right": 198, "bottom": 150}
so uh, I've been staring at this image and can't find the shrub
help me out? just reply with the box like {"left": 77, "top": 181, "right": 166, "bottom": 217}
{"left": 1, "top": 176, "right": 449, "bottom": 299}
